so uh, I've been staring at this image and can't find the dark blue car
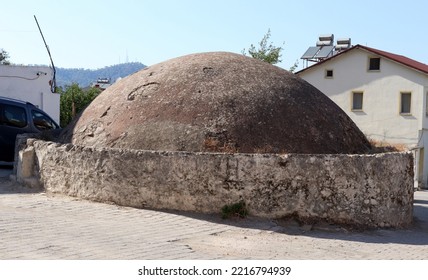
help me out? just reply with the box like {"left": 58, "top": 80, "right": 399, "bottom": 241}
{"left": 0, "top": 96, "right": 60, "bottom": 162}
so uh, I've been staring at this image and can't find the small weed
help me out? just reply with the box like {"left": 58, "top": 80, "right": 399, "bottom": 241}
{"left": 203, "top": 137, "right": 220, "bottom": 151}
{"left": 221, "top": 201, "right": 248, "bottom": 219}
{"left": 203, "top": 133, "right": 239, "bottom": 153}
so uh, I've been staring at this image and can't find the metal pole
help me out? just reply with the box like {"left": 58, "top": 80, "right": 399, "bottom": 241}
{"left": 34, "top": 15, "right": 56, "bottom": 93}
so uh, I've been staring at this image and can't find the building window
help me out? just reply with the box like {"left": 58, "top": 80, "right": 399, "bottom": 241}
{"left": 368, "top": 57, "right": 381, "bottom": 71}
{"left": 400, "top": 92, "right": 411, "bottom": 114}
{"left": 352, "top": 91, "right": 364, "bottom": 111}
{"left": 325, "top": 69, "right": 333, "bottom": 78}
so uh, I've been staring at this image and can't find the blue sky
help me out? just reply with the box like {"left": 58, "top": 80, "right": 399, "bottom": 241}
{"left": 1, "top": 0, "right": 426, "bottom": 71}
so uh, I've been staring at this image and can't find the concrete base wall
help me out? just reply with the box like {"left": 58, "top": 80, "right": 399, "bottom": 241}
{"left": 17, "top": 138, "right": 414, "bottom": 228}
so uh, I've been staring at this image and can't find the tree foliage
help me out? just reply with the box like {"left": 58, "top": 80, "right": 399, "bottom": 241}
{"left": 242, "top": 29, "right": 284, "bottom": 65}
{"left": 0, "top": 49, "right": 11, "bottom": 65}
{"left": 242, "top": 30, "right": 299, "bottom": 72}
{"left": 58, "top": 83, "right": 101, "bottom": 127}
{"left": 288, "top": 60, "right": 299, "bottom": 73}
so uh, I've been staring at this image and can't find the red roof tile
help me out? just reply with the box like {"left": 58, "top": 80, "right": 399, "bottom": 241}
{"left": 360, "top": 45, "right": 428, "bottom": 74}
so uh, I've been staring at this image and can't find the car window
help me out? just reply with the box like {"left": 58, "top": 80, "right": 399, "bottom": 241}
{"left": 2, "top": 105, "right": 27, "bottom": 128}
{"left": 31, "top": 110, "right": 59, "bottom": 131}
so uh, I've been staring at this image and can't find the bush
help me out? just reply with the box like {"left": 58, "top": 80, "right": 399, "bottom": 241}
{"left": 59, "top": 83, "right": 101, "bottom": 127}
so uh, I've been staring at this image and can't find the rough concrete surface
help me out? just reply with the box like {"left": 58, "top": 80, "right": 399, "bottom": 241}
{"left": 59, "top": 52, "right": 370, "bottom": 154}
{"left": 26, "top": 139, "right": 413, "bottom": 228}
{"left": 1, "top": 170, "right": 427, "bottom": 260}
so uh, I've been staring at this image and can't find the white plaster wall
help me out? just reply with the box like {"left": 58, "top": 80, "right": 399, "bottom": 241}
{"left": 0, "top": 65, "right": 60, "bottom": 124}
{"left": 299, "top": 49, "right": 428, "bottom": 146}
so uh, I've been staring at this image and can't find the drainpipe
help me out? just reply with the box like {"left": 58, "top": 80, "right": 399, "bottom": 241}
{"left": 410, "top": 146, "right": 422, "bottom": 190}
{"left": 411, "top": 129, "right": 428, "bottom": 190}
{"left": 40, "top": 92, "right": 44, "bottom": 110}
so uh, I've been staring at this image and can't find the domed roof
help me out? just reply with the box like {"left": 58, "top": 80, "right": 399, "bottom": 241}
{"left": 60, "top": 52, "right": 370, "bottom": 154}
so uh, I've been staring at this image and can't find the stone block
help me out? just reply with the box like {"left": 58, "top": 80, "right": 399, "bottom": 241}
{"left": 19, "top": 139, "right": 414, "bottom": 228}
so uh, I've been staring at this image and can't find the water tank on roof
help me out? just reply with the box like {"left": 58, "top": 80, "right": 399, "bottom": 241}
{"left": 316, "top": 34, "right": 334, "bottom": 46}
{"left": 336, "top": 38, "right": 352, "bottom": 51}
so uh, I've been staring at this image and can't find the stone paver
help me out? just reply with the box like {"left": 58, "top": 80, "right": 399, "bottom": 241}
{"left": 1, "top": 168, "right": 428, "bottom": 259}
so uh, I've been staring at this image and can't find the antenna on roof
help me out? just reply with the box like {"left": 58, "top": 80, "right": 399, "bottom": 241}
{"left": 34, "top": 15, "right": 56, "bottom": 93}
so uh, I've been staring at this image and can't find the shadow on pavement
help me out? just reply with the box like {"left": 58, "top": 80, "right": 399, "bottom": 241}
{"left": 0, "top": 166, "right": 42, "bottom": 194}
{"left": 414, "top": 199, "right": 428, "bottom": 205}
{"left": 2, "top": 165, "right": 427, "bottom": 246}
{"left": 166, "top": 191, "right": 428, "bottom": 247}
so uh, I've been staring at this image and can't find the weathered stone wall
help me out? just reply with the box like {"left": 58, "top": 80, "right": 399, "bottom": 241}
{"left": 19, "top": 138, "right": 414, "bottom": 228}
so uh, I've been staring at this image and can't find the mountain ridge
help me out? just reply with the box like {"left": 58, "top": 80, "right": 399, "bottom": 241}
{"left": 56, "top": 62, "right": 146, "bottom": 88}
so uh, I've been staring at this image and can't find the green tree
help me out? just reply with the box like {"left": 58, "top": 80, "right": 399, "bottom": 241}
{"left": 242, "top": 29, "right": 283, "bottom": 65}
{"left": 243, "top": 30, "right": 299, "bottom": 72}
{"left": 288, "top": 60, "right": 299, "bottom": 73}
{"left": 59, "top": 83, "right": 101, "bottom": 127}
{"left": 0, "top": 49, "right": 11, "bottom": 65}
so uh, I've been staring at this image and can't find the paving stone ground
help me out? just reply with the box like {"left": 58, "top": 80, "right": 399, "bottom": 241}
{"left": 1, "top": 167, "right": 427, "bottom": 260}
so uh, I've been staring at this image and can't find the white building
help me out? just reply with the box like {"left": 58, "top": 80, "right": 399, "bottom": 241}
{"left": 297, "top": 44, "right": 428, "bottom": 188}
{"left": 0, "top": 64, "right": 60, "bottom": 123}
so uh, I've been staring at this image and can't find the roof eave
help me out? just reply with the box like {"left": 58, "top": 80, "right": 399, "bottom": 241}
{"left": 297, "top": 44, "right": 428, "bottom": 76}
{"left": 295, "top": 45, "right": 357, "bottom": 75}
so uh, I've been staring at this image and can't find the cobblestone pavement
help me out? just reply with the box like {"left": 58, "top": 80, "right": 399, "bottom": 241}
{"left": 1, "top": 168, "right": 427, "bottom": 260}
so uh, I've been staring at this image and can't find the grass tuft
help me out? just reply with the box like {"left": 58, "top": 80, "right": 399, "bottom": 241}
{"left": 221, "top": 201, "right": 248, "bottom": 219}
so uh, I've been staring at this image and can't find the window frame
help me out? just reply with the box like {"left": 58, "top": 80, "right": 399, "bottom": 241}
{"left": 400, "top": 92, "right": 412, "bottom": 115}
{"left": 368, "top": 57, "right": 381, "bottom": 71}
{"left": 325, "top": 69, "right": 334, "bottom": 79}
{"left": 351, "top": 91, "right": 364, "bottom": 111}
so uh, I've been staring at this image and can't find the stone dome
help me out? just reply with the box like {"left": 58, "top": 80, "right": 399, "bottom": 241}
{"left": 60, "top": 52, "right": 371, "bottom": 154}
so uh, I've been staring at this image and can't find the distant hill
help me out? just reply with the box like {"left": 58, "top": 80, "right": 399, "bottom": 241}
{"left": 56, "top": 62, "right": 146, "bottom": 88}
